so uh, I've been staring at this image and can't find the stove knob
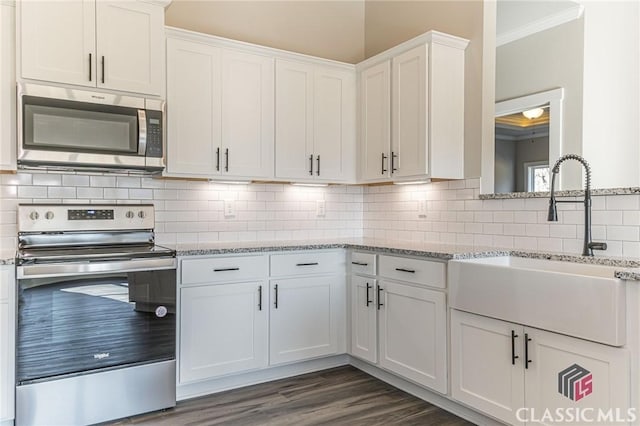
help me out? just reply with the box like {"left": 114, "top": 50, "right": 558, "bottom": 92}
{"left": 45, "top": 211, "right": 54, "bottom": 220}
{"left": 126, "top": 210, "right": 135, "bottom": 219}
{"left": 138, "top": 210, "right": 146, "bottom": 219}
{"left": 29, "top": 211, "right": 39, "bottom": 220}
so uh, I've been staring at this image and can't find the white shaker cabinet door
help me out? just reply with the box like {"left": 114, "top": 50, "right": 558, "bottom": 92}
{"left": 0, "top": 3, "right": 16, "bottom": 171}
{"left": 166, "top": 38, "right": 221, "bottom": 177}
{"left": 179, "top": 282, "right": 268, "bottom": 383}
{"left": 359, "top": 60, "right": 391, "bottom": 182}
{"left": 20, "top": 0, "right": 96, "bottom": 87}
{"left": 221, "top": 49, "right": 274, "bottom": 179}
{"left": 274, "top": 59, "right": 314, "bottom": 180}
{"left": 450, "top": 310, "right": 525, "bottom": 426}
{"left": 270, "top": 277, "right": 339, "bottom": 365}
{"left": 350, "top": 275, "right": 377, "bottom": 364}
{"left": 378, "top": 280, "right": 447, "bottom": 393}
{"left": 95, "top": 1, "right": 163, "bottom": 95}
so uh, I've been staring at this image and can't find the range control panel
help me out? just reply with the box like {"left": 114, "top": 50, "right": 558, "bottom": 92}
{"left": 18, "top": 204, "right": 155, "bottom": 233}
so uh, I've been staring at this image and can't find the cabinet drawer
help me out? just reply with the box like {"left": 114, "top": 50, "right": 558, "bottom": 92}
{"left": 181, "top": 255, "right": 269, "bottom": 284}
{"left": 379, "top": 255, "right": 445, "bottom": 289}
{"left": 350, "top": 252, "right": 376, "bottom": 275}
{"left": 270, "top": 251, "right": 344, "bottom": 277}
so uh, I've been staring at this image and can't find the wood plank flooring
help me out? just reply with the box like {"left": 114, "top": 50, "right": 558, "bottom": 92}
{"left": 108, "top": 366, "right": 474, "bottom": 426}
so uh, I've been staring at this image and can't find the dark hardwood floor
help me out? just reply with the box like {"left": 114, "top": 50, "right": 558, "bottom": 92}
{"left": 108, "top": 366, "right": 475, "bottom": 426}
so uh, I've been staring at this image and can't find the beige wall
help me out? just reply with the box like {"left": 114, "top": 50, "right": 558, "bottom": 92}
{"left": 496, "top": 18, "right": 585, "bottom": 190}
{"left": 165, "top": 0, "right": 366, "bottom": 63}
{"left": 364, "top": 0, "right": 486, "bottom": 178}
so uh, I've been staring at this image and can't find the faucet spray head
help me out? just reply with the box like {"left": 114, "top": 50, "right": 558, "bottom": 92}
{"left": 547, "top": 198, "right": 558, "bottom": 221}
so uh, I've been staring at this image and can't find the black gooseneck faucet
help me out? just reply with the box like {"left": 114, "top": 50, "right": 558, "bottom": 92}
{"left": 547, "top": 154, "right": 607, "bottom": 256}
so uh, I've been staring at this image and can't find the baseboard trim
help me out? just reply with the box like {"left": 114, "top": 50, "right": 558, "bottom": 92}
{"left": 177, "top": 355, "right": 350, "bottom": 401}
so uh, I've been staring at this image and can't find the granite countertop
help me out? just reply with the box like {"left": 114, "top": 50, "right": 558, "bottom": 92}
{"left": 479, "top": 187, "right": 640, "bottom": 200}
{"left": 0, "top": 250, "right": 15, "bottom": 265}
{"left": 170, "top": 238, "right": 640, "bottom": 280}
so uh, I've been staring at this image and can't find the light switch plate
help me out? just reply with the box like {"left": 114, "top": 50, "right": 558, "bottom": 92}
{"left": 418, "top": 200, "right": 427, "bottom": 217}
{"left": 316, "top": 200, "right": 326, "bottom": 217}
{"left": 224, "top": 200, "right": 235, "bottom": 217}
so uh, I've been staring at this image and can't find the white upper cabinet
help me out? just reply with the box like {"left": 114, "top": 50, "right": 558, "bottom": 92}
{"left": 359, "top": 61, "right": 390, "bottom": 181}
{"left": 222, "top": 49, "right": 274, "bottom": 179}
{"left": 275, "top": 58, "right": 355, "bottom": 183}
{"left": 166, "top": 38, "right": 221, "bottom": 176}
{"left": 0, "top": 1, "right": 16, "bottom": 171}
{"left": 358, "top": 31, "right": 468, "bottom": 183}
{"left": 166, "top": 31, "right": 274, "bottom": 180}
{"left": 19, "top": 0, "right": 165, "bottom": 96}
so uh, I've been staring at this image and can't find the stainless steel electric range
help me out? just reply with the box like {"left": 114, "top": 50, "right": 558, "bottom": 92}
{"left": 15, "top": 204, "right": 176, "bottom": 426}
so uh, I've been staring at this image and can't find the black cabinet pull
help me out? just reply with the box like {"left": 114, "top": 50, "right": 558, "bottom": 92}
{"left": 381, "top": 153, "right": 388, "bottom": 174}
{"left": 316, "top": 155, "right": 320, "bottom": 176}
{"left": 391, "top": 151, "right": 398, "bottom": 173}
{"left": 258, "top": 285, "right": 262, "bottom": 311}
{"left": 216, "top": 147, "right": 220, "bottom": 171}
{"left": 89, "top": 53, "right": 92, "bottom": 81}
{"left": 274, "top": 284, "right": 279, "bottom": 309}
{"left": 395, "top": 267, "right": 415, "bottom": 274}
{"left": 351, "top": 261, "right": 368, "bottom": 266}
{"left": 511, "top": 330, "right": 519, "bottom": 365}
{"left": 309, "top": 154, "right": 314, "bottom": 175}
{"left": 365, "top": 283, "right": 372, "bottom": 307}
{"left": 213, "top": 267, "right": 239, "bottom": 272}
{"left": 525, "top": 333, "right": 532, "bottom": 369}
{"left": 101, "top": 56, "right": 105, "bottom": 84}
{"left": 376, "top": 285, "right": 383, "bottom": 310}
{"left": 296, "top": 262, "right": 318, "bottom": 267}
{"left": 225, "top": 148, "right": 229, "bottom": 172}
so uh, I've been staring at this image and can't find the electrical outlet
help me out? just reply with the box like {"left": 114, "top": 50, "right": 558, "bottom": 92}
{"left": 418, "top": 200, "right": 427, "bottom": 217}
{"left": 316, "top": 200, "right": 326, "bottom": 217}
{"left": 224, "top": 200, "right": 235, "bottom": 217}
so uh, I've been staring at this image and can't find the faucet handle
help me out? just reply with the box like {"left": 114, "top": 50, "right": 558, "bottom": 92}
{"left": 588, "top": 242, "right": 608, "bottom": 251}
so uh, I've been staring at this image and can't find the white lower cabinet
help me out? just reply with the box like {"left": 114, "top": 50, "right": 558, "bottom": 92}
{"left": 350, "top": 275, "right": 377, "bottom": 363}
{"left": 451, "top": 310, "right": 630, "bottom": 426}
{"left": 180, "top": 281, "right": 268, "bottom": 383}
{"left": 270, "top": 276, "right": 341, "bottom": 365}
{"left": 0, "top": 265, "right": 15, "bottom": 423}
{"left": 378, "top": 280, "right": 447, "bottom": 393}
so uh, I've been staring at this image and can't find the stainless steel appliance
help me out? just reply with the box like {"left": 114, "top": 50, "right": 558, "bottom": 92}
{"left": 18, "top": 83, "right": 165, "bottom": 173}
{"left": 15, "top": 204, "right": 176, "bottom": 426}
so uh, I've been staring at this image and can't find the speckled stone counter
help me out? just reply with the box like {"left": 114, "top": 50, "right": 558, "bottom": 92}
{"left": 171, "top": 238, "right": 640, "bottom": 281}
{"left": 0, "top": 250, "right": 15, "bottom": 265}
{"left": 479, "top": 187, "right": 640, "bottom": 200}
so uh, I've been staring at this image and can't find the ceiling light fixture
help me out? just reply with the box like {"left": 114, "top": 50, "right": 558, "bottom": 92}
{"left": 522, "top": 107, "right": 545, "bottom": 120}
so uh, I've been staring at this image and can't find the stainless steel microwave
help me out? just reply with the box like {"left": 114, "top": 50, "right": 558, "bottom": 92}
{"left": 18, "top": 83, "right": 165, "bottom": 174}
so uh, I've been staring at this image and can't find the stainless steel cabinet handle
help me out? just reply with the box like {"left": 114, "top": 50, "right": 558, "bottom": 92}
{"left": 225, "top": 148, "right": 229, "bottom": 172}
{"left": 213, "top": 267, "right": 239, "bottom": 272}
{"left": 296, "top": 262, "right": 318, "bottom": 267}
{"left": 309, "top": 154, "right": 314, "bottom": 176}
{"left": 274, "top": 284, "right": 279, "bottom": 309}
{"left": 376, "top": 285, "right": 384, "bottom": 310}
{"left": 511, "top": 330, "right": 519, "bottom": 365}
{"left": 316, "top": 155, "right": 320, "bottom": 176}
{"left": 89, "top": 53, "right": 92, "bottom": 81}
{"left": 258, "top": 285, "right": 262, "bottom": 311}
{"left": 366, "top": 283, "right": 372, "bottom": 307}
{"left": 216, "top": 147, "right": 220, "bottom": 171}
{"left": 381, "top": 153, "right": 388, "bottom": 174}
{"left": 101, "top": 56, "right": 105, "bottom": 84}
{"left": 395, "top": 267, "right": 415, "bottom": 273}
{"left": 525, "top": 333, "right": 532, "bottom": 369}
{"left": 351, "top": 261, "right": 368, "bottom": 266}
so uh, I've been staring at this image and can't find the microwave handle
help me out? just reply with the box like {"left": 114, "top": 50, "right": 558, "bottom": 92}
{"left": 137, "top": 110, "right": 147, "bottom": 156}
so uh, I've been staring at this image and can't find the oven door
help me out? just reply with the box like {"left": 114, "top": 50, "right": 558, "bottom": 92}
{"left": 16, "top": 257, "right": 176, "bottom": 385}
{"left": 17, "top": 83, "right": 150, "bottom": 171}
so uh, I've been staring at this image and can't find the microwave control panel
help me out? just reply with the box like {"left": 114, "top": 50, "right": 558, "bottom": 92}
{"left": 146, "top": 110, "right": 163, "bottom": 158}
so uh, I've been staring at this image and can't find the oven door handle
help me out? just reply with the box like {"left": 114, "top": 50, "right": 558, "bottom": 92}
{"left": 17, "top": 257, "right": 176, "bottom": 279}
{"left": 137, "top": 109, "right": 147, "bottom": 156}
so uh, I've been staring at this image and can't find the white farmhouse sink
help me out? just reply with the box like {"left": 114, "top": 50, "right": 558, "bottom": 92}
{"left": 449, "top": 256, "right": 626, "bottom": 346}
